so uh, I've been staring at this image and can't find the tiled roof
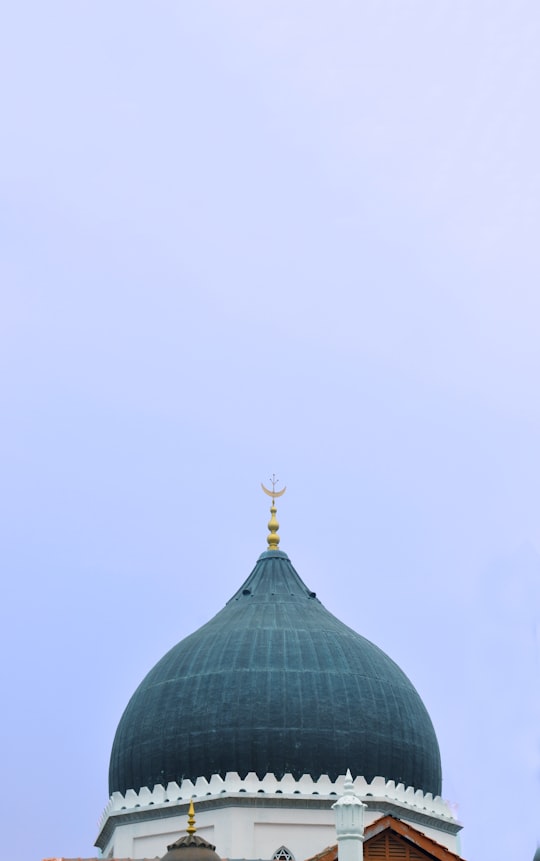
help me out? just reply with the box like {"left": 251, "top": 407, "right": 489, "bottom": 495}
{"left": 304, "top": 815, "right": 466, "bottom": 861}
{"left": 303, "top": 845, "right": 338, "bottom": 861}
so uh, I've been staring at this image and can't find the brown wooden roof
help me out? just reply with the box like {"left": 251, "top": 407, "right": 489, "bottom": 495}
{"left": 304, "top": 815, "right": 465, "bottom": 861}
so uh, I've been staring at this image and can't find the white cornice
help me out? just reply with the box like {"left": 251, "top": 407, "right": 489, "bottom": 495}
{"left": 99, "top": 771, "right": 458, "bottom": 833}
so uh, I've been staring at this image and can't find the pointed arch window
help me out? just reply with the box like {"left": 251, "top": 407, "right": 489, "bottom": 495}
{"left": 272, "top": 848, "right": 295, "bottom": 861}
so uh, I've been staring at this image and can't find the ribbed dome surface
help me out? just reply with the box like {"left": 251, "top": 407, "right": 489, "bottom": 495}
{"left": 109, "top": 550, "right": 442, "bottom": 796}
{"left": 161, "top": 834, "right": 220, "bottom": 861}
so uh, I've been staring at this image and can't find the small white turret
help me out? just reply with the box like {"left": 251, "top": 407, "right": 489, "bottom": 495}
{"left": 332, "top": 770, "right": 367, "bottom": 861}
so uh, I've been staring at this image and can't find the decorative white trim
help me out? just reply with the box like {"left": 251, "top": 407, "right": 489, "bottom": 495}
{"left": 333, "top": 771, "right": 367, "bottom": 861}
{"left": 272, "top": 846, "right": 295, "bottom": 861}
{"left": 99, "top": 772, "right": 458, "bottom": 831}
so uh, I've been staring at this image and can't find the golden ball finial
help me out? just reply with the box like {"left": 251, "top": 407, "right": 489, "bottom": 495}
{"left": 186, "top": 798, "right": 196, "bottom": 834}
{"left": 267, "top": 504, "right": 280, "bottom": 549}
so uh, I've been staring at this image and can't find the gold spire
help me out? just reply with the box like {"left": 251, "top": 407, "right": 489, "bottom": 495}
{"left": 261, "top": 474, "right": 286, "bottom": 550}
{"left": 186, "top": 798, "right": 196, "bottom": 834}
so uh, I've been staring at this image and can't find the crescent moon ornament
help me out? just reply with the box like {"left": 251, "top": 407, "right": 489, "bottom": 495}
{"left": 261, "top": 475, "right": 286, "bottom": 550}
{"left": 261, "top": 482, "right": 287, "bottom": 499}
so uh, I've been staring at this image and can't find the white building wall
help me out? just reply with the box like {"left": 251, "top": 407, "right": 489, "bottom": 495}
{"left": 101, "top": 805, "right": 336, "bottom": 860}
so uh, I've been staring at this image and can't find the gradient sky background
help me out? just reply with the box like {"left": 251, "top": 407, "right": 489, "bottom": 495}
{"left": 1, "top": 3, "right": 539, "bottom": 860}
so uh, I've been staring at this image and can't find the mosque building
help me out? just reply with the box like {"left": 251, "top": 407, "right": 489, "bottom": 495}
{"left": 50, "top": 482, "right": 467, "bottom": 861}
{"left": 94, "top": 481, "right": 463, "bottom": 860}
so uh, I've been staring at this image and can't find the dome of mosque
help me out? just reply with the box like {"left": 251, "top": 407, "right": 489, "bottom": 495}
{"left": 160, "top": 834, "right": 220, "bottom": 861}
{"left": 109, "top": 497, "right": 442, "bottom": 799}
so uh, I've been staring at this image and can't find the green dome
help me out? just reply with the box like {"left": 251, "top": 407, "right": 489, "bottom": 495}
{"left": 109, "top": 550, "right": 442, "bottom": 796}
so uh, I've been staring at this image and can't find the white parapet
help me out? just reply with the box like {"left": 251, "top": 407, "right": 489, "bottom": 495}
{"left": 97, "top": 771, "right": 462, "bottom": 860}
{"left": 100, "top": 771, "right": 458, "bottom": 829}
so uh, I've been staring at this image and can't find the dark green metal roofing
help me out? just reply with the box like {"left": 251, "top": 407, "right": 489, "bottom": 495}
{"left": 109, "top": 550, "right": 442, "bottom": 796}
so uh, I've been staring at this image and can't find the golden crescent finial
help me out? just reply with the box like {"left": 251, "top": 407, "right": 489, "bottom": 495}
{"left": 261, "top": 482, "right": 287, "bottom": 499}
{"left": 261, "top": 475, "right": 286, "bottom": 550}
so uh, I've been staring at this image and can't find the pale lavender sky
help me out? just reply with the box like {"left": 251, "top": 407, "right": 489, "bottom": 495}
{"left": 0, "top": 3, "right": 539, "bottom": 860}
